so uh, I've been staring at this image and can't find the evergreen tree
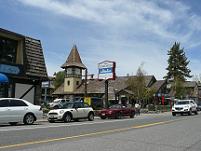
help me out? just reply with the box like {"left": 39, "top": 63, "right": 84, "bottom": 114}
{"left": 164, "top": 42, "right": 191, "bottom": 98}
{"left": 165, "top": 42, "right": 191, "bottom": 81}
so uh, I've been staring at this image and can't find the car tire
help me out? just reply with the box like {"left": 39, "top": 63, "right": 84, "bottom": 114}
{"left": 24, "top": 113, "right": 35, "bottom": 125}
{"left": 63, "top": 113, "right": 72, "bottom": 123}
{"left": 194, "top": 111, "right": 198, "bottom": 115}
{"left": 88, "top": 112, "right": 94, "bottom": 121}
{"left": 172, "top": 113, "right": 176, "bottom": 116}
{"left": 188, "top": 109, "right": 192, "bottom": 116}
{"left": 130, "top": 112, "right": 135, "bottom": 118}
{"left": 116, "top": 112, "right": 122, "bottom": 119}
{"left": 9, "top": 122, "right": 18, "bottom": 126}
{"left": 100, "top": 116, "right": 106, "bottom": 119}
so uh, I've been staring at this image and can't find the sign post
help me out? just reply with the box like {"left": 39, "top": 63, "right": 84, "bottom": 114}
{"left": 98, "top": 61, "right": 116, "bottom": 108}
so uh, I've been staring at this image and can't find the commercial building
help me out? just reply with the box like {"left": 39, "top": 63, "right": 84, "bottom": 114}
{"left": 0, "top": 28, "right": 48, "bottom": 104}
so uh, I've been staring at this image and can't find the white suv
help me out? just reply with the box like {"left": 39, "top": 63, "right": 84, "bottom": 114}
{"left": 49, "top": 99, "right": 69, "bottom": 109}
{"left": 172, "top": 99, "right": 198, "bottom": 116}
{"left": 47, "top": 101, "right": 94, "bottom": 123}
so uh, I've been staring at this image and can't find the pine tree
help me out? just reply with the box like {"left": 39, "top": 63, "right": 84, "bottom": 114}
{"left": 165, "top": 42, "right": 191, "bottom": 80}
{"left": 164, "top": 42, "right": 191, "bottom": 98}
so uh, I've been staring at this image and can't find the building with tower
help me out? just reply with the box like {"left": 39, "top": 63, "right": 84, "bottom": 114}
{"left": 53, "top": 45, "right": 87, "bottom": 99}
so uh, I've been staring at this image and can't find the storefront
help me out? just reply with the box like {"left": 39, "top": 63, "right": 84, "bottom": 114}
{"left": 0, "top": 28, "right": 48, "bottom": 104}
{"left": 0, "top": 73, "right": 9, "bottom": 97}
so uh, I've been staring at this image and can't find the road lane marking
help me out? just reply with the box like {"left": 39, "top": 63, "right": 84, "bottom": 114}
{"left": 0, "top": 118, "right": 179, "bottom": 150}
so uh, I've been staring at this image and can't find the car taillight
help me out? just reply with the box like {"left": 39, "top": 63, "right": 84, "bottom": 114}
{"left": 108, "top": 110, "right": 113, "bottom": 114}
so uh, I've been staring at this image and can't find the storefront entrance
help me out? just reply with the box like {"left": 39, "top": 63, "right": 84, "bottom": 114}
{"left": 0, "top": 73, "right": 9, "bottom": 98}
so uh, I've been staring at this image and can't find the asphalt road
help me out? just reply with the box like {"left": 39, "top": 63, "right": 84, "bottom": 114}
{"left": 0, "top": 112, "right": 201, "bottom": 151}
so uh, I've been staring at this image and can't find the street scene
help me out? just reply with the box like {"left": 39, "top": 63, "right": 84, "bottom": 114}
{"left": 0, "top": 112, "right": 201, "bottom": 151}
{"left": 1, "top": 0, "right": 201, "bottom": 151}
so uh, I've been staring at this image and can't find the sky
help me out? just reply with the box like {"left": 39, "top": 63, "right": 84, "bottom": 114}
{"left": 1, "top": 0, "right": 201, "bottom": 80}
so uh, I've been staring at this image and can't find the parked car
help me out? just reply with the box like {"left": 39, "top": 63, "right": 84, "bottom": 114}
{"left": 47, "top": 101, "right": 94, "bottom": 123}
{"left": 0, "top": 98, "right": 43, "bottom": 125}
{"left": 172, "top": 99, "right": 198, "bottom": 116}
{"left": 98, "top": 104, "right": 135, "bottom": 119}
{"left": 49, "top": 98, "right": 70, "bottom": 109}
{"left": 195, "top": 101, "right": 201, "bottom": 111}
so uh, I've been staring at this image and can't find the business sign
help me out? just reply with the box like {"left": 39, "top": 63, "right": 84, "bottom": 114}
{"left": 98, "top": 61, "right": 116, "bottom": 80}
{"left": 42, "top": 81, "right": 50, "bottom": 88}
{"left": 0, "top": 64, "right": 23, "bottom": 75}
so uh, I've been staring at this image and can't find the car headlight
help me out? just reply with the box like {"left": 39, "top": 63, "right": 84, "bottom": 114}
{"left": 59, "top": 110, "right": 64, "bottom": 114}
{"left": 184, "top": 105, "right": 189, "bottom": 109}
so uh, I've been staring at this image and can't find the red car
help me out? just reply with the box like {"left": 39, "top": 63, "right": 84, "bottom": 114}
{"left": 99, "top": 104, "right": 135, "bottom": 119}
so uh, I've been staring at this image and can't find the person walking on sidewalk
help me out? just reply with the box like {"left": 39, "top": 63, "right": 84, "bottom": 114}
{"left": 135, "top": 101, "right": 141, "bottom": 116}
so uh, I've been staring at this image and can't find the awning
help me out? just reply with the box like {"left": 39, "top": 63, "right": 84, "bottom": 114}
{"left": 0, "top": 73, "right": 9, "bottom": 84}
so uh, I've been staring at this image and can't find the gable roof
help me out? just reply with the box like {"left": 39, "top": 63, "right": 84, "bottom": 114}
{"left": 61, "top": 45, "right": 86, "bottom": 69}
{"left": 53, "top": 75, "right": 156, "bottom": 95}
{"left": 24, "top": 37, "right": 48, "bottom": 79}
{"left": 0, "top": 28, "right": 48, "bottom": 79}
{"left": 151, "top": 80, "right": 166, "bottom": 92}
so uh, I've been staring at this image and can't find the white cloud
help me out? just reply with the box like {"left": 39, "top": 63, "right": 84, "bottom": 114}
{"left": 18, "top": 0, "right": 201, "bottom": 79}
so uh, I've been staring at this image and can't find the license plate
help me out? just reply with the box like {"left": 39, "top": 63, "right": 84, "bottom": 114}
{"left": 101, "top": 113, "right": 105, "bottom": 116}
{"left": 50, "top": 115, "right": 54, "bottom": 118}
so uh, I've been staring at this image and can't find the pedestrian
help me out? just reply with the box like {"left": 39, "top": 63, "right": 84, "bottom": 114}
{"left": 135, "top": 101, "right": 141, "bottom": 115}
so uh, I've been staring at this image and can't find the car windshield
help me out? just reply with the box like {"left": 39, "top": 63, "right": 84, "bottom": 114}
{"left": 61, "top": 103, "right": 74, "bottom": 109}
{"left": 175, "top": 101, "right": 189, "bottom": 105}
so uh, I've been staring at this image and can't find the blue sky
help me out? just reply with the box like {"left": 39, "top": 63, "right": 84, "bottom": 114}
{"left": 1, "top": 0, "right": 201, "bottom": 80}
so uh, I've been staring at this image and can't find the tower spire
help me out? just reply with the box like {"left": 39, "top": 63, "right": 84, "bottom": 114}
{"left": 61, "top": 45, "right": 86, "bottom": 69}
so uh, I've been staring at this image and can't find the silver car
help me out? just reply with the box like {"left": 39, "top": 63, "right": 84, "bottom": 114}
{"left": 0, "top": 98, "right": 43, "bottom": 125}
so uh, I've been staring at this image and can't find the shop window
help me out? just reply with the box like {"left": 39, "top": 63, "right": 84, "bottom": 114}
{"left": 0, "top": 36, "right": 18, "bottom": 64}
{"left": 0, "top": 84, "right": 8, "bottom": 98}
{"left": 76, "top": 81, "right": 79, "bottom": 85}
{"left": 67, "top": 81, "right": 70, "bottom": 86}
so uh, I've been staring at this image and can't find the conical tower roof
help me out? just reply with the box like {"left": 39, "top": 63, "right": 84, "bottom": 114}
{"left": 61, "top": 45, "right": 86, "bottom": 69}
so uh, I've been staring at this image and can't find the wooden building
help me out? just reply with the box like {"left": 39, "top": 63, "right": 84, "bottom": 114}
{"left": 0, "top": 28, "right": 48, "bottom": 104}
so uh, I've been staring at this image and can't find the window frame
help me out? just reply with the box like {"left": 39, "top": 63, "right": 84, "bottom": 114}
{"left": 0, "top": 99, "right": 9, "bottom": 107}
{"left": 9, "top": 99, "right": 28, "bottom": 107}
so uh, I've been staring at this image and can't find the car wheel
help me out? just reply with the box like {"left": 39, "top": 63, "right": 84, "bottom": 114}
{"left": 188, "top": 109, "right": 192, "bottom": 116}
{"left": 24, "top": 113, "right": 35, "bottom": 125}
{"left": 194, "top": 111, "right": 198, "bottom": 115}
{"left": 172, "top": 113, "right": 176, "bottom": 116}
{"left": 88, "top": 112, "right": 94, "bottom": 121}
{"left": 116, "top": 112, "right": 122, "bottom": 119}
{"left": 63, "top": 113, "right": 72, "bottom": 123}
{"left": 130, "top": 111, "right": 135, "bottom": 118}
{"left": 9, "top": 122, "right": 18, "bottom": 126}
